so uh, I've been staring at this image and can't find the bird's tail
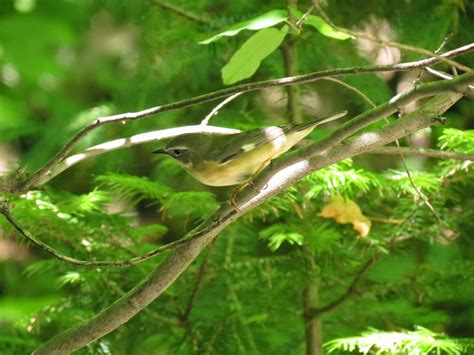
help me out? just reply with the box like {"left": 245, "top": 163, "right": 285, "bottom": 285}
{"left": 293, "top": 110, "right": 348, "bottom": 131}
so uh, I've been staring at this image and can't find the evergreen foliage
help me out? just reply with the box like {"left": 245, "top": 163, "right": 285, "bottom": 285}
{"left": 0, "top": 0, "right": 473, "bottom": 354}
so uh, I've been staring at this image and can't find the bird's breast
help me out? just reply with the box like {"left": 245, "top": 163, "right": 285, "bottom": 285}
{"left": 190, "top": 143, "right": 278, "bottom": 186}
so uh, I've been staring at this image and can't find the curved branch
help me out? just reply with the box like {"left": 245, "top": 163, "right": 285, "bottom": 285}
{"left": 32, "top": 125, "right": 240, "bottom": 187}
{"left": 33, "top": 84, "right": 467, "bottom": 355}
{"left": 0, "top": 206, "right": 223, "bottom": 268}
{"left": 21, "top": 44, "right": 474, "bottom": 191}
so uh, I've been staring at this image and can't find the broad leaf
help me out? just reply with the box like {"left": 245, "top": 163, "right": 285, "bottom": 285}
{"left": 290, "top": 8, "right": 352, "bottom": 40}
{"left": 200, "top": 9, "right": 287, "bottom": 44}
{"left": 221, "top": 26, "right": 288, "bottom": 85}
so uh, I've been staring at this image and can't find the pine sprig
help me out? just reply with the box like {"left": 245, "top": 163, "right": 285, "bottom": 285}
{"left": 96, "top": 173, "right": 173, "bottom": 205}
{"left": 324, "top": 326, "right": 473, "bottom": 355}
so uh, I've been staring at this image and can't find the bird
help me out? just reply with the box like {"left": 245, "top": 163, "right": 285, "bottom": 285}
{"left": 153, "top": 111, "right": 347, "bottom": 187}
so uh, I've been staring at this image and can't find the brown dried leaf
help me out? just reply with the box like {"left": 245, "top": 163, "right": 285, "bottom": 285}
{"left": 319, "top": 195, "right": 371, "bottom": 237}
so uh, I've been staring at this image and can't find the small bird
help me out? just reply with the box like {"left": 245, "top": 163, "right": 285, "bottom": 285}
{"left": 153, "top": 111, "right": 347, "bottom": 187}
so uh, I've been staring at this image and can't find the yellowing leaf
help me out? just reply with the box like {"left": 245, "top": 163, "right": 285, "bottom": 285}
{"left": 318, "top": 195, "right": 371, "bottom": 236}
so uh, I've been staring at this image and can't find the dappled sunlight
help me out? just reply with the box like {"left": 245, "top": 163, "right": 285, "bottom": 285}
{"left": 397, "top": 72, "right": 421, "bottom": 113}
{"left": 356, "top": 17, "right": 401, "bottom": 80}
{"left": 1, "top": 63, "right": 20, "bottom": 87}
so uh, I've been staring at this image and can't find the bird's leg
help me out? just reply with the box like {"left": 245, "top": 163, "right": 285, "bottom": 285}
{"left": 230, "top": 183, "right": 246, "bottom": 211}
{"left": 248, "top": 159, "right": 272, "bottom": 192}
{"left": 229, "top": 160, "right": 272, "bottom": 210}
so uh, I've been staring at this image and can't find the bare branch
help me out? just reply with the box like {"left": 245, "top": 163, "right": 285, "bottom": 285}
{"left": 20, "top": 44, "right": 474, "bottom": 191}
{"left": 322, "top": 77, "right": 376, "bottom": 108}
{"left": 201, "top": 93, "right": 242, "bottom": 125}
{"left": 31, "top": 125, "right": 240, "bottom": 187}
{"left": 367, "top": 146, "right": 474, "bottom": 161}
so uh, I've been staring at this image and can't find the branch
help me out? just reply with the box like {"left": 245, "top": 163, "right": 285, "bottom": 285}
{"left": 312, "top": 0, "right": 473, "bottom": 74}
{"left": 33, "top": 84, "right": 468, "bottom": 355}
{"left": 301, "top": 72, "right": 473, "bottom": 160}
{"left": 368, "top": 146, "right": 474, "bottom": 161}
{"left": 20, "top": 44, "right": 474, "bottom": 191}
{"left": 200, "top": 93, "right": 242, "bottom": 125}
{"left": 0, "top": 204, "right": 223, "bottom": 268}
{"left": 30, "top": 125, "right": 240, "bottom": 188}
{"left": 153, "top": 0, "right": 211, "bottom": 24}
{"left": 308, "top": 258, "right": 375, "bottom": 319}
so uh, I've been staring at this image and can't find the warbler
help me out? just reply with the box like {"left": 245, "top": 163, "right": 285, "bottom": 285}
{"left": 153, "top": 111, "right": 347, "bottom": 187}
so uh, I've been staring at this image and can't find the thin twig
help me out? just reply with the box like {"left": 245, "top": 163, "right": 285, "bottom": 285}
{"left": 309, "top": 257, "right": 375, "bottom": 318}
{"left": 400, "top": 149, "right": 442, "bottom": 222}
{"left": 322, "top": 77, "right": 443, "bottom": 224}
{"left": 295, "top": 6, "right": 314, "bottom": 28}
{"left": 322, "top": 77, "right": 376, "bottom": 107}
{"left": 201, "top": 93, "right": 242, "bottom": 125}
{"left": 367, "top": 146, "right": 474, "bottom": 161}
{"left": 153, "top": 0, "right": 211, "bottom": 24}
{"left": 414, "top": 34, "right": 453, "bottom": 84}
{"left": 0, "top": 205, "right": 228, "bottom": 268}
{"left": 20, "top": 43, "right": 474, "bottom": 191}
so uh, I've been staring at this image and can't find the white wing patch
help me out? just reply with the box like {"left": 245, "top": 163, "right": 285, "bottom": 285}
{"left": 241, "top": 143, "right": 256, "bottom": 152}
{"left": 263, "top": 126, "right": 285, "bottom": 152}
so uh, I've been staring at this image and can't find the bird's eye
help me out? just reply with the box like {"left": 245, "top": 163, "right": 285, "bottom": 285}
{"left": 172, "top": 148, "right": 183, "bottom": 156}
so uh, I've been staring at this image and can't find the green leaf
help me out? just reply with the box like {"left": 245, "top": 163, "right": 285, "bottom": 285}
{"left": 199, "top": 10, "right": 287, "bottom": 44}
{"left": 303, "top": 15, "right": 352, "bottom": 40}
{"left": 221, "top": 26, "right": 288, "bottom": 85}
{"left": 290, "top": 8, "right": 352, "bottom": 40}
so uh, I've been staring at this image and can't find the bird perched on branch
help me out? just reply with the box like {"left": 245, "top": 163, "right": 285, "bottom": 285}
{"left": 153, "top": 111, "right": 347, "bottom": 187}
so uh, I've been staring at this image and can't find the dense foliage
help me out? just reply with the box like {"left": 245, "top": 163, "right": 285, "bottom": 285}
{"left": 0, "top": 0, "right": 473, "bottom": 354}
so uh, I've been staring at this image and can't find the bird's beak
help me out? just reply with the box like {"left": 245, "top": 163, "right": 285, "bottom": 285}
{"left": 152, "top": 148, "right": 168, "bottom": 155}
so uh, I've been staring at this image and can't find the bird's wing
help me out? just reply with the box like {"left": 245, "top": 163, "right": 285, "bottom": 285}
{"left": 206, "top": 126, "right": 285, "bottom": 163}
{"left": 206, "top": 111, "right": 347, "bottom": 164}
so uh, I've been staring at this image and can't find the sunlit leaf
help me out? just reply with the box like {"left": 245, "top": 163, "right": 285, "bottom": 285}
{"left": 221, "top": 26, "right": 288, "bottom": 85}
{"left": 199, "top": 10, "right": 287, "bottom": 44}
